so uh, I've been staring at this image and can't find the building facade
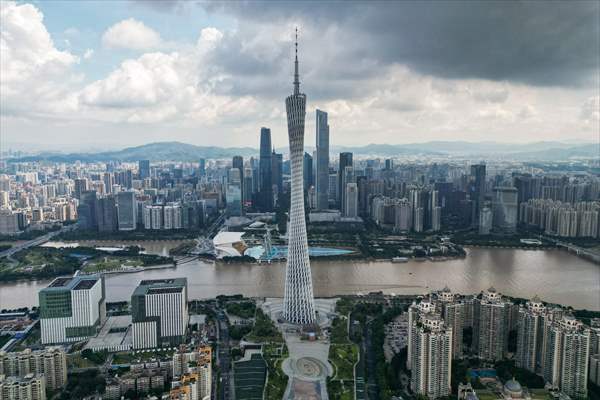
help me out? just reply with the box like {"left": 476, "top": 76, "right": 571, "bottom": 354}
{"left": 39, "top": 275, "right": 106, "bottom": 344}
{"left": 131, "top": 278, "right": 189, "bottom": 349}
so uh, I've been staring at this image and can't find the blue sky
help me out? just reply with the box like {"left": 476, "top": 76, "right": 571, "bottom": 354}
{"left": 1, "top": 1, "right": 598, "bottom": 152}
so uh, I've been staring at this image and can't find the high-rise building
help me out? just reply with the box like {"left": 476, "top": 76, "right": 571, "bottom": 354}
{"left": 474, "top": 288, "right": 511, "bottom": 361}
{"left": 243, "top": 168, "right": 254, "bottom": 205}
{"left": 479, "top": 204, "right": 493, "bottom": 235}
{"left": 516, "top": 296, "right": 546, "bottom": 373}
{"left": 172, "top": 346, "right": 212, "bottom": 400}
{"left": 77, "top": 190, "right": 97, "bottom": 230}
{"left": 469, "top": 164, "right": 486, "bottom": 229}
{"left": 338, "top": 152, "right": 353, "bottom": 209}
{"left": 258, "top": 127, "right": 273, "bottom": 211}
{"left": 315, "top": 109, "right": 329, "bottom": 210}
{"left": 0, "top": 348, "right": 67, "bottom": 390}
{"left": 39, "top": 275, "right": 106, "bottom": 344}
{"left": 341, "top": 166, "right": 354, "bottom": 215}
{"left": 0, "top": 374, "right": 46, "bottom": 400}
{"left": 198, "top": 159, "right": 206, "bottom": 177}
{"left": 409, "top": 313, "right": 453, "bottom": 399}
{"left": 96, "top": 196, "right": 118, "bottom": 233}
{"left": 116, "top": 191, "right": 137, "bottom": 230}
{"left": 303, "top": 152, "right": 313, "bottom": 191}
{"left": 226, "top": 168, "right": 242, "bottom": 217}
{"left": 438, "top": 287, "right": 466, "bottom": 359}
{"left": 282, "top": 31, "right": 316, "bottom": 326}
{"left": 271, "top": 151, "right": 283, "bottom": 196}
{"left": 344, "top": 183, "right": 358, "bottom": 218}
{"left": 232, "top": 156, "right": 244, "bottom": 201}
{"left": 131, "top": 278, "right": 189, "bottom": 349}
{"left": 492, "top": 186, "right": 518, "bottom": 232}
{"left": 74, "top": 178, "right": 88, "bottom": 199}
{"left": 103, "top": 172, "right": 114, "bottom": 194}
{"left": 139, "top": 160, "right": 150, "bottom": 180}
{"left": 542, "top": 315, "right": 590, "bottom": 399}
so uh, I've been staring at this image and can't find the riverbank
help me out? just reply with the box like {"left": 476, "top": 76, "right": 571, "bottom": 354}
{"left": 1, "top": 247, "right": 598, "bottom": 311}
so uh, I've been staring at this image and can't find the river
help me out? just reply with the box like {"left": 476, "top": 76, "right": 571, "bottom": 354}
{"left": 1, "top": 241, "right": 599, "bottom": 311}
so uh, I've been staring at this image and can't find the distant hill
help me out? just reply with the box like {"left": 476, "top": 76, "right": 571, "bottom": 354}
{"left": 13, "top": 142, "right": 258, "bottom": 163}
{"left": 10, "top": 140, "right": 598, "bottom": 163}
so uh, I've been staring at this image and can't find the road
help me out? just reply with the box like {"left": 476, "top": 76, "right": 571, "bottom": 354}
{"left": 0, "top": 224, "right": 76, "bottom": 259}
{"left": 206, "top": 212, "right": 226, "bottom": 239}
{"left": 364, "top": 318, "right": 379, "bottom": 400}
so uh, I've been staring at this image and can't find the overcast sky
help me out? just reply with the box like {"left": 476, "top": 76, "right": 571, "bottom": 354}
{"left": 1, "top": 0, "right": 598, "bottom": 152}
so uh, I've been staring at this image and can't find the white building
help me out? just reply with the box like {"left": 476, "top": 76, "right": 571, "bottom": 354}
{"left": 409, "top": 313, "right": 452, "bottom": 399}
{"left": 542, "top": 315, "right": 590, "bottom": 399}
{"left": 131, "top": 278, "right": 189, "bottom": 349}
{"left": 39, "top": 275, "right": 106, "bottom": 344}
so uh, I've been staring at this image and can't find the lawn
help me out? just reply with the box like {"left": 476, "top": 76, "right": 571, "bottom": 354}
{"left": 329, "top": 343, "right": 358, "bottom": 381}
{"left": 82, "top": 256, "right": 141, "bottom": 272}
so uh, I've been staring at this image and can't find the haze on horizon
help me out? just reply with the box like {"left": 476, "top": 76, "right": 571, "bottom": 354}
{"left": 1, "top": 0, "right": 599, "bottom": 152}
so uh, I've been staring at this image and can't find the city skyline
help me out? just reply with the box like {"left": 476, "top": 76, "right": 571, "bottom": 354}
{"left": 1, "top": 1, "right": 599, "bottom": 151}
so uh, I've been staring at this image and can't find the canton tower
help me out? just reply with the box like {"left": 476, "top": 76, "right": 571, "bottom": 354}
{"left": 282, "top": 29, "right": 316, "bottom": 325}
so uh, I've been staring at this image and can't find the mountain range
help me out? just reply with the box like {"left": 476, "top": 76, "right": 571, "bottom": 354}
{"left": 9, "top": 140, "right": 597, "bottom": 163}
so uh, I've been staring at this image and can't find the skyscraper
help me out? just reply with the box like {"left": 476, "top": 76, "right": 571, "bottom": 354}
{"left": 469, "top": 164, "right": 486, "bottom": 229}
{"left": 282, "top": 30, "right": 316, "bottom": 326}
{"left": 303, "top": 152, "right": 313, "bottom": 190}
{"left": 139, "top": 160, "right": 150, "bottom": 180}
{"left": 315, "top": 109, "right": 329, "bottom": 210}
{"left": 344, "top": 182, "right": 358, "bottom": 218}
{"left": 542, "top": 315, "right": 590, "bottom": 399}
{"left": 232, "top": 155, "right": 244, "bottom": 200}
{"left": 338, "top": 152, "right": 353, "bottom": 209}
{"left": 198, "top": 158, "right": 206, "bottom": 177}
{"left": 259, "top": 127, "right": 273, "bottom": 211}
{"left": 117, "top": 191, "right": 137, "bottom": 231}
{"left": 271, "top": 150, "right": 283, "bottom": 195}
{"left": 516, "top": 296, "right": 546, "bottom": 373}
{"left": 474, "top": 287, "right": 511, "bottom": 361}
{"left": 409, "top": 314, "right": 452, "bottom": 399}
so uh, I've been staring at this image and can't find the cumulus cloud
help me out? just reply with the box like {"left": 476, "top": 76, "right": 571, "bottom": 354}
{"left": 0, "top": 1, "right": 80, "bottom": 116}
{"left": 102, "top": 18, "right": 163, "bottom": 50}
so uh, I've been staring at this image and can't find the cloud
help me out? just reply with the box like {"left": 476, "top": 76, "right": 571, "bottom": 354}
{"left": 81, "top": 52, "right": 186, "bottom": 108}
{"left": 1, "top": 1, "right": 598, "bottom": 148}
{"left": 102, "top": 18, "right": 163, "bottom": 50}
{"left": 580, "top": 96, "right": 600, "bottom": 123}
{"left": 201, "top": 1, "right": 600, "bottom": 88}
{"left": 0, "top": 1, "right": 79, "bottom": 116}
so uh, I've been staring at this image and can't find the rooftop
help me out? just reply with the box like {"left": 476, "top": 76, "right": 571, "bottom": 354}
{"left": 133, "top": 278, "right": 187, "bottom": 297}
{"left": 42, "top": 275, "right": 100, "bottom": 292}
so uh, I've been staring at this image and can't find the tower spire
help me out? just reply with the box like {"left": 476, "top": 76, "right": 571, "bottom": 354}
{"left": 293, "top": 27, "right": 300, "bottom": 95}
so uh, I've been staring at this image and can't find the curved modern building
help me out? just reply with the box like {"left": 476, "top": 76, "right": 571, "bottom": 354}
{"left": 282, "top": 30, "right": 316, "bottom": 325}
